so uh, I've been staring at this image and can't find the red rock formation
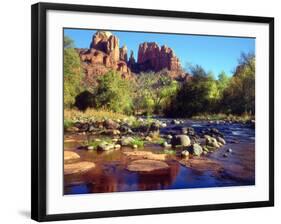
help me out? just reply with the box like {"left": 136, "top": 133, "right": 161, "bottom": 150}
{"left": 137, "top": 42, "right": 182, "bottom": 73}
{"left": 119, "top": 45, "right": 128, "bottom": 62}
{"left": 79, "top": 31, "right": 132, "bottom": 86}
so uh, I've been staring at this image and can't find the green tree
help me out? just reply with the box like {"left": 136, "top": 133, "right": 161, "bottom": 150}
{"left": 133, "top": 70, "right": 179, "bottom": 115}
{"left": 164, "top": 65, "right": 219, "bottom": 117}
{"left": 94, "top": 70, "right": 133, "bottom": 114}
{"left": 63, "top": 36, "right": 83, "bottom": 108}
{"left": 221, "top": 53, "right": 255, "bottom": 114}
{"left": 217, "top": 71, "right": 230, "bottom": 97}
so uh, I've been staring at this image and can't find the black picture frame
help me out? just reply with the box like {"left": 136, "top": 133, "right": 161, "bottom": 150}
{"left": 31, "top": 2, "right": 274, "bottom": 222}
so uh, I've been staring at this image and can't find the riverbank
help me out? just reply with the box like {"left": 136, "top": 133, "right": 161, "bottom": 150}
{"left": 63, "top": 109, "right": 255, "bottom": 194}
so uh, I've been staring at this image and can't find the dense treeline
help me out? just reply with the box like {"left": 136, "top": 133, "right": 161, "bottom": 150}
{"left": 64, "top": 36, "right": 255, "bottom": 117}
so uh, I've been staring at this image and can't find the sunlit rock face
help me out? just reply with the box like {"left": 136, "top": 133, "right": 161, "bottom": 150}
{"left": 137, "top": 42, "right": 181, "bottom": 72}
{"left": 78, "top": 31, "right": 132, "bottom": 86}
{"left": 78, "top": 31, "right": 187, "bottom": 86}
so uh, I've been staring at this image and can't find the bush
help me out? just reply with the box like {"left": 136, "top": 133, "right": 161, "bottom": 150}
{"left": 74, "top": 91, "right": 96, "bottom": 111}
{"left": 94, "top": 70, "right": 133, "bottom": 114}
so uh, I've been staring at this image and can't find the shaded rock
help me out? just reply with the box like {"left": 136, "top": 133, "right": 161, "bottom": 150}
{"left": 64, "top": 151, "right": 80, "bottom": 161}
{"left": 217, "top": 136, "right": 226, "bottom": 145}
{"left": 227, "top": 148, "right": 233, "bottom": 153}
{"left": 64, "top": 162, "right": 95, "bottom": 175}
{"left": 127, "top": 159, "right": 169, "bottom": 172}
{"left": 104, "top": 119, "right": 119, "bottom": 129}
{"left": 171, "top": 135, "right": 191, "bottom": 147}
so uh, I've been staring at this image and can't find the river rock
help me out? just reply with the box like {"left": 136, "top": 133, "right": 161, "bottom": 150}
{"left": 114, "top": 144, "right": 121, "bottom": 149}
{"left": 189, "top": 143, "right": 203, "bottom": 156}
{"left": 121, "top": 136, "right": 135, "bottom": 146}
{"left": 227, "top": 148, "right": 233, "bottom": 153}
{"left": 64, "top": 161, "right": 95, "bottom": 175}
{"left": 64, "top": 151, "right": 80, "bottom": 161}
{"left": 217, "top": 136, "right": 226, "bottom": 145}
{"left": 163, "top": 141, "right": 172, "bottom": 148}
{"left": 205, "top": 136, "right": 220, "bottom": 148}
{"left": 181, "top": 150, "right": 190, "bottom": 158}
{"left": 97, "top": 142, "right": 115, "bottom": 151}
{"left": 171, "top": 119, "right": 180, "bottom": 125}
{"left": 171, "top": 135, "right": 191, "bottom": 147}
{"left": 104, "top": 119, "right": 119, "bottom": 129}
{"left": 127, "top": 159, "right": 169, "bottom": 172}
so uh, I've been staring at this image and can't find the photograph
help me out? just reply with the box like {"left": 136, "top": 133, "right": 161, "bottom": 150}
{"left": 63, "top": 28, "right": 256, "bottom": 195}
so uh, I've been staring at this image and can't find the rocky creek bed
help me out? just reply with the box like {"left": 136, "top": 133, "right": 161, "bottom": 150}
{"left": 64, "top": 118, "right": 255, "bottom": 194}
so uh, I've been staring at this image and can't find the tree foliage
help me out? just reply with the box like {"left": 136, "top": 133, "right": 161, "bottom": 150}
{"left": 64, "top": 36, "right": 83, "bottom": 108}
{"left": 94, "top": 71, "right": 133, "bottom": 114}
{"left": 133, "top": 70, "right": 179, "bottom": 115}
{"left": 221, "top": 53, "right": 255, "bottom": 114}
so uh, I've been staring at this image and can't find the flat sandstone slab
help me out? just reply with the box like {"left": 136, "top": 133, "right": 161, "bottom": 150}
{"left": 64, "top": 161, "right": 95, "bottom": 175}
{"left": 180, "top": 157, "right": 223, "bottom": 175}
{"left": 127, "top": 159, "right": 169, "bottom": 172}
{"left": 64, "top": 151, "right": 80, "bottom": 161}
{"left": 123, "top": 151, "right": 167, "bottom": 161}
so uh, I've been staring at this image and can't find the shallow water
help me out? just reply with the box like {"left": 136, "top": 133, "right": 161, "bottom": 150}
{"left": 64, "top": 119, "right": 255, "bottom": 195}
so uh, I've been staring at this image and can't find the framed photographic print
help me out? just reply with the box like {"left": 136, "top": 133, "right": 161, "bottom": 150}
{"left": 31, "top": 2, "right": 274, "bottom": 222}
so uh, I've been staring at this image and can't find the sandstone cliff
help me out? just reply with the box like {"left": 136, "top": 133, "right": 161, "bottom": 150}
{"left": 78, "top": 31, "right": 186, "bottom": 86}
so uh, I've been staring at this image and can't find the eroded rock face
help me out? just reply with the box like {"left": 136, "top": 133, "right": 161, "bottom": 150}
{"left": 79, "top": 31, "right": 132, "bottom": 85}
{"left": 119, "top": 45, "right": 128, "bottom": 62}
{"left": 137, "top": 42, "right": 182, "bottom": 74}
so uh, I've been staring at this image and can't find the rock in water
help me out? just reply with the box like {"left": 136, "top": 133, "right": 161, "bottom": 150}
{"left": 205, "top": 136, "right": 220, "bottom": 148}
{"left": 97, "top": 142, "right": 115, "bottom": 151}
{"left": 181, "top": 150, "right": 190, "bottom": 158}
{"left": 127, "top": 159, "right": 169, "bottom": 172}
{"left": 121, "top": 136, "right": 135, "bottom": 146}
{"left": 171, "top": 135, "right": 191, "bottom": 147}
{"left": 64, "top": 151, "right": 80, "bottom": 161}
{"left": 190, "top": 143, "right": 203, "bottom": 156}
{"left": 217, "top": 136, "right": 226, "bottom": 145}
{"left": 64, "top": 162, "right": 95, "bottom": 175}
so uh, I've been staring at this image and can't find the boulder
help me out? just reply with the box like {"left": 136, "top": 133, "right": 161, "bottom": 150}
{"left": 171, "top": 135, "right": 191, "bottom": 147}
{"left": 189, "top": 143, "right": 203, "bottom": 156}
{"left": 64, "top": 161, "right": 95, "bottom": 175}
{"left": 126, "top": 159, "right": 169, "bottom": 172}
{"left": 205, "top": 136, "right": 220, "bottom": 148}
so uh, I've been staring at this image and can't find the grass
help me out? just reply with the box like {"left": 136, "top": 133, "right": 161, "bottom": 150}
{"left": 163, "top": 149, "right": 176, "bottom": 155}
{"left": 131, "top": 137, "right": 145, "bottom": 148}
{"left": 64, "top": 119, "right": 75, "bottom": 130}
{"left": 192, "top": 113, "right": 254, "bottom": 122}
{"left": 64, "top": 108, "right": 133, "bottom": 122}
{"left": 83, "top": 137, "right": 113, "bottom": 149}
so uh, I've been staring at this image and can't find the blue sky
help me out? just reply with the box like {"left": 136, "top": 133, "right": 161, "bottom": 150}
{"left": 64, "top": 28, "right": 255, "bottom": 78}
